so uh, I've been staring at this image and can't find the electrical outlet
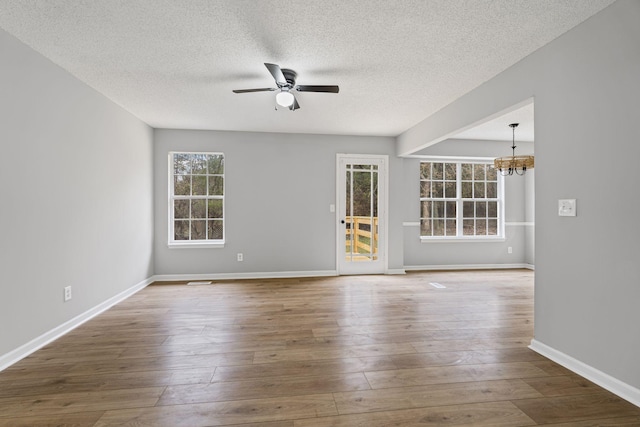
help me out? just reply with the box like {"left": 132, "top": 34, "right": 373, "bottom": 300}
{"left": 559, "top": 199, "right": 577, "bottom": 216}
{"left": 64, "top": 286, "right": 72, "bottom": 302}
{"left": 237, "top": 253, "right": 243, "bottom": 262}
{"left": 508, "top": 246, "right": 513, "bottom": 254}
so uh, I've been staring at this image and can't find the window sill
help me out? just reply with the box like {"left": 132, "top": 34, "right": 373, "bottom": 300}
{"left": 420, "top": 237, "right": 505, "bottom": 243}
{"left": 168, "top": 241, "right": 225, "bottom": 249}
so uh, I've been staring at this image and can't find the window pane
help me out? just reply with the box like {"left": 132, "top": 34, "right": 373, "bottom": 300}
{"left": 420, "top": 181, "right": 431, "bottom": 198}
{"left": 474, "top": 164, "right": 485, "bottom": 180}
{"left": 463, "top": 219, "right": 474, "bottom": 235}
{"left": 174, "top": 220, "right": 189, "bottom": 240}
{"left": 486, "top": 182, "right": 497, "bottom": 198}
{"left": 476, "top": 201, "right": 487, "bottom": 217}
{"left": 463, "top": 201, "right": 474, "bottom": 218}
{"left": 476, "top": 219, "right": 487, "bottom": 235}
{"left": 487, "top": 201, "right": 497, "bottom": 218}
{"left": 445, "top": 163, "right": 456, "bottom": 180}
{"left": 193, "top": 176, "right": 207, "bottom": 195}
{"left": 420, "top": 163, "right": 431, "bottom": 179}
{"left": 192, "top": 155, "right": 207, "bottom": 174}
{"left": 345, "top": 220, "right": 353, "bottom": 256}
{"left": 207, "top": 199, "right": 223, "bottom": 219}
{"left": 486, "top": 166, "right": 497, "bottom": 181}
{"left": 208, "top": 176, "right": 224, "bottom": 196}
{"left": 474, "top": 182, "right": 485, "bottom": 198}
{"left": 445, "top": 201, "right": 456, "bottom": 218}
{"left": 488, "top": 219, "right": 498, "bottom": 235}
{"left": 352, "top": 171, "right": 371, "bottom": 216}
{"left": 420, "top": 201, "right": 431, "bottom": 218}
{"left": 191, "top": 220, "right": 206, "bottom": 240}
{"left": 445, "top": 182, "right": 456, "bottom": 198}
{"left": 191, "top": 199, "right": 206, "bottom": 218}
{"left": 208, "top": 220, "right": 223, "bottom": 239}
{"left": 207, "top": 155, "right": 224, "bottom": 174}
{"left": 420, "top": 219, "right": 431, "bottom": 236}
{"left": 446, "top": 220, "right": 456, "bottom": 236}
{"left": 174, "top": 176, "right": 190, "bottom": 196}
{"left": 345, "top": 171, "right": 351, "bottom": 216}
{"left": 461, "top": 181, "right": 472, "bottom": 198}
{"left": 174, "top": 200, "right": 189, "bottom": 219}
{"left": 174, "top": 154, "right": 191, "bottom": 174}
{"left": 372, "top": 171, "right": 378, "bottom": 218}
{"left": 432, "top": 182, "right": 444, "bottom": 198}
{"left": 461, "top": 163, "right": 473, "bottom": 180}
{"left": 432, "top": 163, "right": 443, "bottom": 179}
{"left": 433, "top": 201, "right": 445, "bottom": 219}
{"left": 433, "top": 219, "right": 445, "bottom": 236}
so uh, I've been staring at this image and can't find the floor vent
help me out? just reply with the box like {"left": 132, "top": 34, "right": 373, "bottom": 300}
{"left": 429, "top": 282, "right": 446, "bottom": 289}
{"left": 187, "top": 281, "right": 212, "bottom": 286}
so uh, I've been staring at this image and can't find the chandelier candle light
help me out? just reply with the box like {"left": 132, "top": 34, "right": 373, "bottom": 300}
{"left": 494, "top": 123, "right": 534, "bottom": 176}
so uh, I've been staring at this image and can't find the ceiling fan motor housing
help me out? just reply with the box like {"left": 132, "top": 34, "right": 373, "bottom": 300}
{"left": 280, "top": 69, "right": 297, "bottom": 89}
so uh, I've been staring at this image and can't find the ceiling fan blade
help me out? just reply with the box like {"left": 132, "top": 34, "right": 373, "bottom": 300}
{"left": 232, "top": 88, "right": 276, "bottom": 93}
{"left": 295, "top": 85, "right": 339, "bottom": 93}
{"left": 264, "top": 63, "right": 287, "bottom": 86}
{"left": 289, "top": 97, "right": 300, "bottom": 111}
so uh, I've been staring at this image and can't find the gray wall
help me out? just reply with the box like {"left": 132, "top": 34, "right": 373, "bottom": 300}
{"left": 403, "top": 139, "right": 534, "bottom": 268}
{"left": 0, "top": 29, "right": 154, "bottom": 357}
{"left": 399, "top": 0, "right": 640, "bottom": 389}
{"left": 153, "top": 129, "right": 404, "bottom": 276}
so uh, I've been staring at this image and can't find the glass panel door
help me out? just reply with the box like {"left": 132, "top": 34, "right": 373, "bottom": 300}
{"left": 345, "top": 164, "right": 378, "bottom": 262}
{"left": 337, "top": 155, "right": 386, "bottom": 275}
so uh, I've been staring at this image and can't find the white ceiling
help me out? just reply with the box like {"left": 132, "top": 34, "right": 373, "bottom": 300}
{"left": 0, "top": 0, "right": 615, "bottom": 137}
{"left": 452, "top": 103, "right": 535, "bottom": 142}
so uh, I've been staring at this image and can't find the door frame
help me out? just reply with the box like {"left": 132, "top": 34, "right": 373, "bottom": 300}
{"left": 336, "top": 153, "right": 389, "bottom": 275}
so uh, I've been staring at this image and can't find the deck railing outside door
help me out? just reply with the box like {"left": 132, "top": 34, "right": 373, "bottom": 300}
{"left": 345, "top": 215, "right": 378, "bottom": 259}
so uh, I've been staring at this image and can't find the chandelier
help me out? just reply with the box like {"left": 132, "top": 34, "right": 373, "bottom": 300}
{"left": 494, "top": 123, "right": 534, "bottom": 176}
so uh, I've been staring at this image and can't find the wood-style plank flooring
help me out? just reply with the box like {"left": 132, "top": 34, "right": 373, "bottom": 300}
{"left": 1, "top": 270, "right": 639, "bottom": 426}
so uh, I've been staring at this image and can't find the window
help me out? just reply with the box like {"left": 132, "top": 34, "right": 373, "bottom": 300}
{"left": 420, "top": 161, "right": 502, "bottom": 239}
{"left": 169, "top": 152, "right": 224, "bottom": 246}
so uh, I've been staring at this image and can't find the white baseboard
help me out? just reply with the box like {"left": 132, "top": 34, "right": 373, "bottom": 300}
{"left": 0, "top": 277, "right": 153, "bottom": 372}
{"left": 404, "top": 263, "right": 534, "bottom": 271}
{"left": 154, "top": 269, "right": 413, "bottom": 282}
{"left": 152, "top": 270, "right": 338, "bottom": 282}
{"left": 529, "top": 339, "right": 640, "bottom": 408}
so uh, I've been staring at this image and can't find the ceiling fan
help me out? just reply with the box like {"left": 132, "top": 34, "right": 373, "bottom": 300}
{"left": 232, "top": 63, "right": 339, "bottom": 111}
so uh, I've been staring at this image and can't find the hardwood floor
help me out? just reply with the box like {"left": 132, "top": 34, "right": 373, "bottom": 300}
{"left": 1, "top": 270, "right": 638, "bottom": 426}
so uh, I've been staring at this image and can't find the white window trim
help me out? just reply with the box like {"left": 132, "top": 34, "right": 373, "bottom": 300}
{"left": 168, "top": 151, "right": 225, "bottom": 248}
{"left": 420, "top": 236, "right": 506, "bottom": 243}
{"left": 168, "top": 241, "right": 225, "bottom": 249}
{"left": 419, "top": 157, "right": 505, "bottom": 241}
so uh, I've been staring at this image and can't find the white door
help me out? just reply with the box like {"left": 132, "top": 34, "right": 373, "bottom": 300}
{"left": 337, "top": 154, "right": 387, "bottom": 275}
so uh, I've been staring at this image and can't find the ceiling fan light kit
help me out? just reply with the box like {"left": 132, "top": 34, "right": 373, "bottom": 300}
{"left": 233, "top": 63, "right": 339, "bottom": 111}
{"left": 275, "top": 91, "right": 295, "bottom": 108}
{"left": 494, "top": 123, "right": 535, "bottom": 176}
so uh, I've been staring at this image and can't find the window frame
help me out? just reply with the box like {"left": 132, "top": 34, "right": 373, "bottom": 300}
{"left": 168, "top": 151, "right": 225, "bottom": 248}
{"left": 419, "top": 157, "right": 505, "bottom": 242}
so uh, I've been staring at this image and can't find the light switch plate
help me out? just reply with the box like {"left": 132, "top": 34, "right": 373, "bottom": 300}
{"left": 558, "top": 199, "right": 576, "bottom": 216}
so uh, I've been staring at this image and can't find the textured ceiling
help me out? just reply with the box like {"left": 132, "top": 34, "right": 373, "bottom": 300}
{"left": 0, "top": 0, "right": 615, "bottom": 137}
